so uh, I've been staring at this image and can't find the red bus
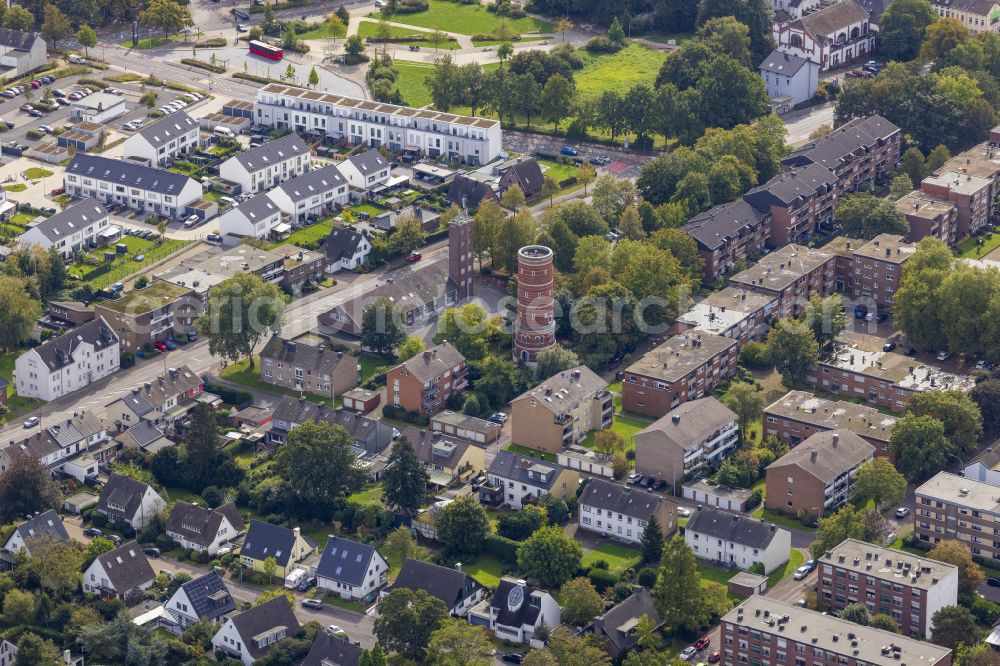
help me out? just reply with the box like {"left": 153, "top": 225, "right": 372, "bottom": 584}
{"left": 249, "top": 40, "right": 283, "bottom": 61}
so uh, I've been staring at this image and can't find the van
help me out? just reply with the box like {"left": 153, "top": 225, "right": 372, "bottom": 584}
{"left": 68, "top": 54, "right": 86, "bottom": 64}
{"left": 284, "top": 567, "right": 307, "bottom": 589}
{"left": 214, "top": 126, "right": 234, "bottom": 139}
{"left": 216, "top": 546, "right": 232, "bottom": 556}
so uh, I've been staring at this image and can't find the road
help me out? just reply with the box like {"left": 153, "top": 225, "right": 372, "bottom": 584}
{"left": 782, "top": 102, "right": 835, "bottom": 147}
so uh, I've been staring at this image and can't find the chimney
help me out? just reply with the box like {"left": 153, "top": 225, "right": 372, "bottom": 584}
{"left": 810, "top": 450, "right": 817, "bottom": 462}
{"left": 293, "top": 527, "right": 301, "bottom": 539}
{"left": 672, "top": 414, "right": 680, "bottom": 425}
{"left": 455, "top": 562, "right": 462, "bottom": 571}
{"left": 832, "top": 433, "right": 839, "bottom": 448}
{"left": 423, "top": 351, "right": 432, "bottom": 360}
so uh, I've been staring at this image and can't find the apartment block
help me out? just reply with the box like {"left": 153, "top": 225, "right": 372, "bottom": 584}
{"left": 851, "top": 233, "right": 915, "bottom": 309}
{"left": 914, "top": 472, "right": 1000, "bottom": 563}
{"left": 742, "top": 164, "right": 839, "bottom": 247}
{"left": 937, "top": 138, "right": 1000, "bottom": 224}
{"left": 509, "top": 366, "right": 612, "bottom": 454}
{"left": 94, "top": 280, "right": 202, "bottom": 352}
{"left": 681, "top": 199, "right": 771, "bottom": 282}
{"left": 64, "top": 154, "right": 202, "bottom": 219}
{"left": 386, "top": 342, "right": 466, "bottom": 418}
{"left": 675, "top": 287, "right": 777, "bottom": 346}
{"left": 686, "top": 507, "right": 791, "bottom": 574}
{"left": 621, "top": 332, "right": 738, "bottom": 418}
{"left": 895, "top": 189, "right": 958, "bottom": 246}
{"left": 928, "top": 0, "right": 1000, "bottom": 35}
{"left": 15, "top": 317, "right": 119, "bottom": 401}
{"left": 818, "top": 538, "right": 958, "bottom": 637}
{"left": 823, "top": 235, "right": 864, "bottom": 293}
{"left": 259, "top": 335, "right": 358, "bottom": 401}
{"left": 782, "top": 114, "right": 901, "bottom": 191}
{"left": 728, "top": 244, "right": 836, "bottom": 319}
{"left": 764, "top": 390, "right": 896, "bottom": 457}
{"left": 921, "top": 170, "right": 992, "bottom": 238}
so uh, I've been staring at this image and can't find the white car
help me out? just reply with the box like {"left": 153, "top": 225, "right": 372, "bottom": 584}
{"left": 326, "top": 625, "right": 347, "bottom": 637}
{"left": 184, "top": 93, "right": 199, "bottom": 102}
{"left": 895, "top": 507, "right": 911, "bottom": 519}
{"left": 792, "top": 565, "right": 812, "bottom": 580}
{"left": 679, "top": 647, "right": 697, "bottom": 661}
{"left": 936, "top": 351, "right": 951, "bottom": 361}
{"left": 677, "top": 506, "right": 691, "bottom": 518}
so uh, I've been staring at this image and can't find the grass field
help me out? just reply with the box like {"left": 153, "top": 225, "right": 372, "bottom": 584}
{"left": 347, "top": 485, "right": 384, "bottom": 507}
{"left": 0, "top": 350, "right": 42, "bottom": 423}
{"left": 22, "top": 168, "right": 53, "bottom": 179}
{"left": 537, "top": 158, "right": 579, "bottom": 183}
{"left": 575, "top": 43, "right": 668, "bottom": 97}
{"left": 465, "top": 554, "right": 505, "bottom": 587}
{"left": 69, "top": 238, "right": 191, "bottom": 289}
{"left": 3, "top": 184, "right": 26, "bottom": 192}
{"left": 297, "top": 21, "right": 348, "bottom": 41}
{"left": 579, "top": 412, "right": 652, "bottom": 452}
{"left": 120, "top": 34, "right": 185, "bottom": 50}
{"left": 388, "top": 61, "right": 433, "bottom": 107}
{"left": 769, "top": 549, "right": 805, "bottom": 588}
{"left": 219, "top": 357, "right": 340, "bottom": 407}
{"left": 471, "top": 35, "right": 545, "bottom": 47}
{"left": 270, "top": 218, "right": 335, "bottom": 249}
{"left": 581, "top": 542, "right": 642, "bottom": 571}
{"left": 356, "top": 20, "right": 459, "bottom": 48}
{"left": 502, "top": 443, "right": 556, "bottom": 462}
{"left": 385, "top": 0, "right": 552, "bottom": 35}
{"left": 957, "top": 229, "right": 1000, "bottom": 258}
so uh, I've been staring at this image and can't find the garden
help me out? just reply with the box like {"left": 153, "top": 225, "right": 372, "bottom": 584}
{"left": 68, "top": 237, "right": 191, "bottom": 290}
{"left": 381, "top": 0, "right": 553, "bottom": 36}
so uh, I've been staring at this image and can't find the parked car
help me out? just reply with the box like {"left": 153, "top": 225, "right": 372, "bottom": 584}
{"left": 989, "top": 578, "right": 1000, "bottom": 588}
{"left": 694, "top": 637, "right": 710, "bottom": 651}
{"left": 83, "top": 527, "right": 103, "bottom": 537}
{"left": 977, "top": 359, "right": 988, "bottom": 370}
{"left": 27, "top": 109, "right": 42, "bottom": 117}
{"left": 501, "top": 655, "right": 523, "bottom": 665}
{"left": 154, "top": 341, "right": 168, "bottom": 352}
{"left": 895, "top": 507, "right": 911, "bottom": 519}
{"left": 326, "top": 625, "right": 347, "bottom": 638}
{"left": 297, "top": 576, "right": 317, "bottom": 592}
{"left": 677, "top": 506, "right": 691, "bottom": 517}
{"left": 23, "top": 416, "right": 40, "bottom": 428}
{"left": 936, "top": 351, "right": 951, "bottom": 361}
{"left": 680, "top": 647, "right": 698, "bottom": 661}
{"left": 708, "top": 653, "right": 721, "bottom": 663}
{"left": 134, "top": 254, "right": 145, "bottom": 262}
{"left": 560, "top": 145, "right": 578, "bottom": 156}
{"left": 164, "top": 339, "right": 178, "bottom": 350}
{"left": 183, "top": 215, "right": 200, "bottom": 228}
{"left": 18, "top": 104, "right": 31, "bottom": 112}
{"left": 903, "top": 346, "right": 917, "bottom": 356}
{"left": 487, "top": 412, "right": 508, "bottom": 425}
{"left": 0, "top": 90, "right": 14, "bottom": 98}
{"left": 206, "top": 233, "right": 223, "bottom": 244}
{"left": 409, "top": 44, "right": 421, "bottom": 51}
{"left": 108, "top": 534, "right": 123, "bottom": 546}
{"left": 39, "top": 125, "right": 52, "bottom": 134}
{"left": 55, "top": 98, "right": 68, "bottom": 106}
{"left": 52, "top": 89, "right": 66, "bottom": 98}
{"left": 29, "top": 80, "right": 40, "bottom": 89}
{"left": 143, "top": 548, "right": 161, "bottom": 557}
{"left": 302, "top": 598, "right": 323, "bottom": 610}
{"left": 882, "top": 342, "right": 896, "bottom": 352}
{"left": 627, "top": 473, "right": 642, "bottom": 485}
{"left": 793, "top": 565, "right": 812, "bottom": 580}
{"left": 406, "top": 252, "right": 422, "bottom": 263}
{"left": 235, "top": 23, "right": 248, "bottom": 32}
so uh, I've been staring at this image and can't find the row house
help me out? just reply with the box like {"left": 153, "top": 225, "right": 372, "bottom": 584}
{"left": 851, "top": 233, "right": 915, "bottom": 310}
{"left": 509, "top": 366, "right": 612, "bottom": 454}
{"left": 743, "top": 164, "right": 838, "bottom": 247}
{"left": 267, "top": 164, "right": 349, "bottom": 224}
{"left": 764, "top": 390, "right": 896, "bottom": 457}
{"left": 675, "top": 287, "right": 777, "bottom": 347}
{"left": 386, "top": 342, "right": 466, "bottom": 418}
{"left": 578, "top": 478, "right": 677, "bottom": 545}
{"left": 895, "top": 189, "right": 958, "bottom": 246}
{"left": 64, "top": 154, "right": 202, "bottom": 219}
{"left": 267, "top": 396, "right": 394, "bottom": 455}
{"left": 17, "top": 198, "right": 113, "bottom": 259}
{"left": 122, "top": 111, "right": 200, "bottom": 167}
{"left": 681, "top": 199, "right": 771, "bottom": 282}
{"left": 621, "top": 332, "right": 738, "bottom": 418}
{"left": 914, "top": 472, "right": 1000, "bottom": 563}
{"left": 15, "top": 316, "right": 119, "bottom": 401}
{"left": 782, "top": 114, "right": 901, "bottom": 191}
{"left": 219, "top": 133, "right": 310, "bottom": 195}
{"left": 336, "top": 149, "right": 392, "bottom": 192}
{"left": 773, "top": 0, "right": 876, "bottom": 72}
{"left": 728, "top": 244, "right": 836, "bottom": 319}
{"left": 0, "top": 411, "right": 108, "bottom": 476}
{"left": 921, "top": 170, "right": 993, "bottom": 238}
{"left": 216, "top": 194, "right": 284, "bottom": 239}
{"left": 685, "top": 507, "right": 791, "bottom": 574}
{"left": 106, "top": 365, "right": 204, "bottom": 429}
{"left": 94, "top": 280, "right": 202, "bottom": 352}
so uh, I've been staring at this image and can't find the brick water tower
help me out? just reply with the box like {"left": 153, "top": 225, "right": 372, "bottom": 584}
{"left": 514, "top": 245, "right": 555, "bottom": 365}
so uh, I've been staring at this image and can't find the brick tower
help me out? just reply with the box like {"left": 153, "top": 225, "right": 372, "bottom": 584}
{"left": 514, "top": 245, "right": 555, "bottom": 365}
{"left": 447, "top": 211, "right": 474, "bottom": 302}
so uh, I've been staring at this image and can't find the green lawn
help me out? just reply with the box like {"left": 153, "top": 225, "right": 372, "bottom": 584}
{"left": 22, "top": 168, "right": 53, "bottom": 179}
{"left": 165, "top": 486, "right": 202, "bottom": 504}
{"left": 579, "top": 412, "right": 652, "bottom": 452}
{"left": 270, "top": 218, "right": 335, "bottom": 249}
{"left": 357, "top": 353, "right": 386, "bottom": 385}
{"left": 696, "top": 561, "right": 740, "bottom": 587}
{"left": 465, "top": 554, "right": 505, "bottom": 587}
{"left": 3, "top": 184, "right": 26, "bottom": 192}
{"left": 356, "top": 20, "right": 459, "bottom": 48}
{"left": 219, "top": 357, "right": 339, "bottom": 407}
{"left": 575, "top": 43, "right": 669, "bottom": 97}
{"left": 768, "top": 549, "right": 805, "bottom": 589}
{"left": 389, "top": 60, "right": 434, "bottom": 107}
{"left": 347, "top": 485, "right": 384, "bottom": 507}
{"left": 120, "top": 34, "right": 185, "bottom": 50}
{"left": 352, "top": 203, "right": 386, "bottom": 217}
{"left": 297, "top": 21, "right": 349, "bottom": 41}
{"left": 69, "top": 238, "right": 191, "bottom": 289}
{"left": 957, "top": 228, "right": 1000, "bottom": 258}
{"left": 384, "top": 1, "right": 553, "bottom": 35}
{"left": 642, "top": 31, "right": 694, "bottom": 45}
{"left": 471, "top": 35, "right": 545, "bottom": 47}
{"left": 581, "top": 542, "right": 642, "bottom": 571}
{"left": 11, "top": 212, "right": 34, "bottom": 226}
{"left": 502, "top": 443, "right": 556, "bottom": 462}
{"left": 0, "top": 350, "right": 43, "bottom": 423}
{"left": 537, "top": 158, "right": 579, "bottom": 183}
{"left": 751, "top": 507, "right": 817, "bottom": 532}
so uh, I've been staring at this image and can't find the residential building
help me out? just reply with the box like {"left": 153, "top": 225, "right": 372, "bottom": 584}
{"left": 818, "top": 538, "right": 958, "bottom": 636}
{"left": 773, "top": 0, "right": 875, "bottom": 71}
{"left": 446, "top": 175, "right": 497, "bottom": 210}
{"left": 336, "top": 148, "right": 391, "bottom": 192}
{"left": 266, "top": 396, "right": 394, "bottom": 454}
{"left": 719, "top": 597, "right": 953, "bottom": 666}
{"left": 321, "top": 227, "right": 371, "bottom": 273}
{"left": 682, "top": 479, "right": 755, "bottom": 512}
{"left": 301, "top": 634, "right": 362, "bottom": 666}
{"left": 914, "top": 472, "right": 1000, "bottom": 561}
{"left": 921, "top": 170, "right": 992, "bottom": 238}
{"left": 70, "top": 92, "right": 126, "bottom": 123}
{"left": 94, "top": 281, "right": 202, "bottom": 352}
{"left": 386, "top": 342, "right": 466, "bottom": 418}
{"left": 82, "top": 541, "right": 155, "bottom": 602}
{"left": 728, "top": 244, "right": 836, "bottom": 318}
{"left": 963, "top": 446, "right": 1000, "bottom": 485}
{"left": 430, "top": 410, "right": 501, "bottom": 445}
{"left": 826, "top": 235, "right": 863, "bottom": 293}
{"left": 159, "top": 245, "right": 286, "bottom": 295}
{"left": 594, "top": 588, "right": 664, "bottom": 660}
{"left": 106, "top": 365, "right": 205, "bottom": 428}
{"left": 64, "top": 154, "right": 202, "bottom": 218}
{"left": 14, "top": 316, "right": 119, "bottom": 401}
{"left": 682, "top": 199, "right": 771, "bottom": 283}
{"left": 254, "top": 84, "right": 502, "bottom": 165}
{"left": 115, "top": 421, "right": 173, "bottom": 454}
{"left": 47, "top": 300, "right": 96, "bottom": 327}
{"left": 0, "top": 639, "right": 13, "bottom": 666}
{"left": 935, "top": 138, "right": 1000, "bottom": 225}
{"left": 759, "top": 49, "right": 819, "bottom": 105}
{"left": 165, "top": 501, "right": 244, "bottom": 555}
{"left": 408, "top": 431, "right": 487, "bottom": 489}
{"left": 509, "top": 366, "right": 611, "bottom": 453}
{"left": 260, "top": 335, "right": 358, "bottom": 401}
{"left": 743, "top": 164, "right": 839, "bottom": 247}
{"left": 219, "top": 133, "right": 310, "bottom": 195}
{"left": 782, "top": 115, "right": 901, "bottom": 191}
{"left": 896, "top": 189, "right": 958, "bottom": 246}
{"left": 621, "top": 332, "right": 739, "bottom": 418}
{"left": 557, "top": 446, "right": 616, "bottom": 479}
{"left": 267, "top": 164, "right": 349, "bottom": 223}
{"left": 385, "top": 558, "right": 483, "bottom": 617}
{"left": 498, "top": 158, "right": 544, "bottom": 199}
{"left": 164, "top": 570, "right": 236, "bottom": 632}
{"left": 928, "top": 0, "right": 1000, "bottom": 34}
{"left": 371, "top": 205, "right": 440, "bottom": 233}
{"left": 764, "top": 390, "right": 896, "bottom": 456}
{"left": 482, "top": 449, "right": 579, "bottom": 509}
{"left": 634, "top": 397, "right": 740, "bottom": 485}
{"left": 315, "top": 536, "right": 388, "bottom": 600}
{"left": 122, "top": 111, "right": 200, "bottom": 166}
{"left": 1, "top": 509, "right": 69, "bottom": 558}
{"left": 675, "top": 288, "right": 777, "bottom": 346}
{"left": 240, "top": 520, "right": 315, "bottom": 577}
{"left": 851, "top": 233, "right": 915, "bottom": 309}
{"left": 467, "top": 578, "right": 561, "bottom": 644}
{"left": 0, "top": 411, "right": 108, "bottom": 475}
{"left": 0, "top": 29, "right": 46, "bottom": 77}
{"left": 274, "top": 245, "right": 327, "bottom": 293}
{"left": 685, "top": 507, "right": 791, "bottom": 573}
{"left": 211, "top": 596, "right": 300, "bottom": 665}
{"left": 217, "top": 194, "right": 285, "bottom": 239}
{"left": 765, "top": 429, "right": 875, "bottom": 519}
{"left": 96, "top": 473, "right": 167, "bottom": 529}
{"left": 16, "top": 198, "right": 111, "bottom": 258}
{"left": 578, "top": 478, "right": 677, "bottom": 545}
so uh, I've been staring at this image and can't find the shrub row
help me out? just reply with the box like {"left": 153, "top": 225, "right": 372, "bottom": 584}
{"left": 484, "top": 532, "right": 519, "bottom": 565}
{"left": 196, "top": 37, "right": 228, "bottom": 48}
{"left": 182, "top": 58, "right": 226, "bottom": 74}
{"left": 204, "top": 381, "right": 253, "bottom": 407}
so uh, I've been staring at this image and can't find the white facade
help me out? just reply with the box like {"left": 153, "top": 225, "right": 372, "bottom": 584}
{"left": 578, "top": 504, "right": 649, "bottom": 545}
{"left": 337, "top": 153, "right": 392, "bottom": 192}
{"left": 487, "top": 473, "right": 553, "bottom": 510}
{"left": 963, "top": 459, "right": 1000, "bottom": 486}
{"left": 82, "top": 555, "right": 154, "bottom": 597}
{"left": 218, "top": 136, "right": 310, "bottom": 195}
{"left": 122, "top": 112, "right": 201, "bottom": 166}
{"left": 325, "top": 233, "right": 371, "bottom": 273}
{"left": 70, "top": 93, "right": 127, "bottom": 123}
{"left": 212, "top": 617, "right": 259, "bottom": 665}
{"left": 685, "top": 524, "right": 791, "bottom": 574}
{"left": 557, "top": 448, "right": 615, "bottom": 478}
{"left": 469, "top": 587, "right": 562, "bottom": 645}
{"left": 266, "top": 166, "right": 350, "bottom": 223}
{"left": 0, "top": 29, "right": 46, "bottom": 77}
{"left": 316, "top": 550, "right": 389, "bottom": 600}
{"left": 17, "top": 199, "right": 112, "bottom": 259}
{"left": 0, "top": 639, "right": 15, "bottom": 666}
{"left": 760, "top": 51, "right": 819, "bottom": 105}
{"left": 100, "top": 485, "right": 167, "bottom": 530}
{"left": 15, "top": 319, "right": 120, "bottom": 401}
{"left": 254, "top": 84, "right": 502, "bottom": 165}
{"left": 773, "top": 2, "right": 875, "bottom": 72}
{"left": 166, "top": 515, "right": 241, "bottom": 555}
{"left": 64, "top": 156, "right": 202, "bottom": 219}
{"left": 217, "top": 196, "right": 284, "bottom": 238}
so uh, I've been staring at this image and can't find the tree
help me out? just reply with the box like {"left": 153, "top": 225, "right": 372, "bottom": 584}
{"left": 383, "top": 526, "right": 426, "bottom": 565}
{"left": 21, "top": 535, "right": 82, "bottom": 596}
{"left": 139, "top": 0, "right": 191, "bottom": 40}
{"left": 931, "top": 606, "right": 980, "bottom": 650}
{"left": 890, "top": 414, "right": 951, "bottom": 482}
{"left": 534, "top": 346, "right": 580, "bottom": 380}
{"left": 3, "top": 589, "right": 36, "bottom": 622}
{"left": 437, "top": 497, "right": 489, "bottom": 558}
{"left": 592, "top": 175, "right": 639, "bottom": 226}
{"left": 0, "top": 453, "right": 60, "bottom": 523}
{"left": 381, "top": 437, "right": 428, "bottom": 516}
{"left": 907, "top": 390, "right": 982, "bottom": 457}
{"left": 541, "top": 74, "right": 574, "bottom": 131}
{"left": 608, "top": 16, "right": 625, "bottom": 44}
{"left": 517, "top": 525, "right": 583, "bottom": 588}
{"left": 929, "top": 541, "right": 986, "bottom": 599}
{"left": 811, "top": 505, "right": 885, "bottom": 558}
{"left": 722, "top": 381, "right": 765, "bottom": 443}
{"left": 547, "top": 627, "right": 612, "bottom": 666}
{"left": 0, "top": 276, "right": 40, "bottom": 351}
{"left": 522, "top": 650, "right": 558, "bottom": 666}
{"left": 972, "top": 379, "right": 1000, "bottom": 433}
{"left": 765, "top": 319, "right": 820, "bottom": 388}
{"left": 500, "top": 184, "right": 525, "bottom": 212}
{"left": 869, "top": 614, "right": 901, "bottom": 633}
{"left": 361, "top": 297, "right": 407, "bottom": 357}
{"left": 471, "top": 355, "right": 521, "bottom": 408}
{"left": 262, "top": 555, "right": 278, "bottom": 583}
{"left": 577, "top": 162, "right": 596, "bottom": 195}
{"left": 389, "top": 213, "right": 427, "bottom": 255}
{"left": 361, "top": 644, "right": 388, "bottom": 666}
{"left": 852, "top": 459, "right": 907, "bottom": 510}
{"left": 40, "top": 4, "right": 70, "bottom": 44}
{"left": 641, "top": 515, "right": 664, "bottom": 564}
{"left": 696, "top": 16, "right": 752, "bottom": 66}
{"left": 397, "top": 336, "right": 425, "bottom": 361}
{"left": 337, "top": 4, "right": 350, "bottom": 23}
{"left": 375, "top": 588, "right": 449, "bottom": 660}
{"left": 560, "top": 577, "right": 604, "bottom": 626}
{"left": 428, "top": 618, "right": 494, "bottom": 666}
{"left": 555, "top": 17, "right": 573, "bottom": 42}
{"left": 619, "top": 204, "right": 645, "bottom": 240}
{"left": 835, "top": 193, "right": 909, "bottom": 239}
{"left": 494, "top": 208, "right": 535, "bottom": 273}
{"left": 198, "top": 273, "right": 284, "bottom": 369}
{"left": 900, "top": 147, "right": 928, "bottom": 187}
{"left": 541, "top": 174, "right": 560, "bottom": 207}
{"left": 878, "top": 0, "right": 938, "bottom": 61}
{"left": 345, "top": 34, "right": 365, "bottom": 55}
{"left": 890, "top": 173, "right": 914, "bottom": 200}
{"left": 654, "top": 536, "right": 724, "bottom": 632}
{"left": 4, "top": 6, "right": 34, "bottom": 31}
{"left": 274, "top": 420, "right": 365, "bottom": 518}
{"left": 308, "top": 66, "right": 319, "bottom": 88}
{"left": 592, "top": 430, "right": 625, "bottom": 458}
{"left": 430, "top": 29, "right": 449, "bottom": 52}
{"left": 426, "top": 54, "right": 461, "bottom": 111}
{"left": 14, "top": 632, "right": 59, "bottom": 666}
{"left": 81, "top": 536, "right": 115, "bottom": 569}
{"left": 894, "top": 238, "right": 954, "bottom": 351}
{"left": 920, "top": 18, "right": 969, "bottom": 62}
{"left": 927, "top": 144, "right": 952, "bottom": 172}
{"left": 77, "top": 24, "right": 97, "bottom": 58}
{"left": 434, "top": 303, "right": 496, "bottom": 360}
{"left": 841, "top": 603, "right": 871, "bottom": 626}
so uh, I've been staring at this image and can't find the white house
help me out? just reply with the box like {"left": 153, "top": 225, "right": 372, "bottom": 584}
{"left": 315, "top": 536, "right": 388, "bottom": 600}
{"left": 211, "top": 595, "right": 300, "bottom": 665}
{"left": 15, "top": 316, "right": 120, "bottom": 401}
{"left": 96, "top": 472, "right": 167, "bottom": 530}
{"left": 165, "top": 570, "right": 236, "bottom": 632}
{"left": 2, "top": 509, "right": 69, "bottom": 557}
{"left": 0, "top": 29, "right": 47, "bottom": 77}
{"left": 64, "top": 154, "right": 203, "bottom": 219}
{"left": 217, "top": 194, "right": 284, "bottom": 239}
{"left": 759, "top": 49, "right": 819, "bottom": 107}
{"left": 485, "top": 449, "right": 578, "bottom": 510}
{"left": 467, "top": 579, "right": 561, "bottom": 645}
{"left": 82, "top": 541, "right": 155, "bottom": 602}
{"left": 0, "top": 411, "right": 108, "bottom": 476}
{"left": 17, "top": 199, "right": 112, "bottom": 259}
{"left": 70, "top": 92, "right": 126, "bottom": 124}
{"left": 254, "top": 84, "right": 502, "bottom": 165}
{"left": 219, "top": 133, "right": 310, "bottom": 195}
{"left": 336, "top": 149, "right": 391, "bottom": 192}
{"left": 578, "top": 478, "right": 677, "bottom": 546}
{"left": 773, "top": 0, "right": 874, "bottom": 72}
{"left": 684, "top": 507, "right": 791, "bottom": 574}
{"left": 266, "top": 164, "right": 349, "bottom": 223}
{"left": 0, "top": 639, "right": 14, "bottom": 666}
{"left": 963, "top": 447, "right": 1000, "bottom": 486}
{"left": 321, "top": 227, "right": 371, "bottom": 273}
{"left": 385, "top": 558, "right": 483, "bottom": 617}
{"left": 165, "top": 501, "right": 244, "bottom": 555}
{"left": 122, "top": 111, "right": 201, "bottom": 167}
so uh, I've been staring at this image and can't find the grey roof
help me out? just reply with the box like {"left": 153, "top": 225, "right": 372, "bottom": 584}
{"left": 728, "top": 244, "right": 834, "bottom": 293}
{"left": 94, "top": 541, "right": 155, "bottom": 592}
{"left": 624, "top": 332, "right": 738, "bottom": 383}
{"left": 270, "top": 397, "right": 392, "bottom": 453}
{"left": 783, "top": 115, "right": 900, "bottom": 172}
{"left": 346, "top": 148, "right": 389, "bottom": 177}
{"left": 492, "top": 579, "right": 543, "bottom": 628}
{"left": 791, "top": 0, "right": 871, "bottom": 38}
{"left": 929, "top": 0, "right": 996, "bottom": 13}
{"left": 683, "top": 199, "right": 770, "bottom": 252}
{"left": 231, "top": 133, "right": 308, "bottom": 173}
{"left": 0, "top": 28, "right": 42, "bottom": 51}
{"left": 228, "top": 596, "right": 300, "bottom": 661}
{"left": 764, "top": 390, "right": 896, "bottom": 444}
{"left": 232, "top": 194, "right": 280, "bottom": 224}
{"left": 686, "top": 507, "right": 785, "bottom": 549}
{"left": 323, "top": 227, "right": 367, "bottom": 263}
{"left": 488, "top": 449, "right": 568, "bottom": 491}
{"left": 500, "top": 158, "right": 543, "bottom": 194}
{"left": 821, "top": 538, "right": 957, "bottom": 591}
{"left": 302, "top": 633, "right": 362, "bottom": 666}
{"left": 580, "top": 478, "right": 668, "bottom": 521}
{"left": 595, "top": 588, "right": 663, "bottom": 652}
{"left": 744, "top": 163, "right": 838, "bottom": 209}
{"left": 176, "top": 570, "right": 236, "bottom": 621}
{"left": 316, "top": 536, "right": 380, "bottom": 586}
{"left": 134, "top": 111, "right": 198, "bottom": 149}
{"left": 26, "top": 198, "right": 107, "bottom": 243}
{"left": 636, "top": 397, "right": 738, "bottom": 452}
{"left": 446, "top": 175, "right": 494, "bottom": 208}
{"left": 759, "top": 49, "right": 811, "bottom": 77}
{"left": 12, "top": 509, "right": 69, "bottom": 545}
{"left": 409, "top": 431, "right": 471, "bottom": 470}
{"left": 97, "top": 473, "right": 158, "bottom": 523}
{"left": 66, "top": 154, "right": 197, "bottom": 196}
{"left": 512, "top": 366, "right": 608, "bottom": 417}
{"left": 275, "top": 164, "right": 346, "bottom": 203}
{"left": 122, "top": 421, "right": 166, "bottom": 448}
{"left": 767, "top": 429, "right": 875, "bottom": 483}
{"left": 116, "top": 365, "right": 202, "bottom": 414}
{"left": 31, "top": 316, "right": 117, "bottom": 372}
{"left": 48, "top": 411, "right": 105, "bottom": 447}
{"left": 166, "top": 501, "right": 244, "bottom": 548}
{"left": 395, "top": 342, "right": 465, "bottom": 384}
{"left": 241, "top": 519, "right": 302, "bottom": 568}
{"left": 388, "top": 558, "right": 482, "bottom": 610}
{"left": 260, "top": 335, "right": 353, "bottom": 378}
{"left": 372, "top": 205, "right": 439, "bottom": 232}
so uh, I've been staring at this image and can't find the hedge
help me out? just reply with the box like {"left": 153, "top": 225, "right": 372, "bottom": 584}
{"left": 204, "top": 381, "right": 252, "bottom": 408}
{"left": 587, "top": 567, "right": 617, "bottom": 592}
{"left": 381, "top": 405, "right": 427, "bottom": 426}
{"left": 196, "top": 37, "right": 228, "bottom": 48}
{"left": 182, "top": 58, "right": 226, "bottom": 74}
{"left": 484, "top": 532, "right": 519, "bottom": 565}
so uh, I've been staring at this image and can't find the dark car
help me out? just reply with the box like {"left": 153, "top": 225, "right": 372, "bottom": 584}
{"left": 144, "top": 547, "right": 161, "bottom": 557}
{"left": 501, "top": 655, "right": 523, "bottom": 664}
{"left": 560, "top": 146, "right": 578, "bottom": 156}
{"left": 875, "top": 313, "right": 889, "bottom": 323}
{"left": 487, "top": 412, "right": 508, "bottom": 425}
{"left": 298, "top": 576, "right": 317, "bottom": 592}
{"left": 903, "top": 346, "right": 917, "bottom": 356}
{"left": 83, "top": 527, "right": 103, "bottom": 537}
{"left": 883, "top": 342, "right": 896, "bottom": 352}
{"left": 853, "top": 305, "right": 868, "bottom": 319}
{"left": 108, "top": 534, "right": 123, "bottom": 546}
{"left": 988, "top": 578, "right": 1000, "bottom": 587}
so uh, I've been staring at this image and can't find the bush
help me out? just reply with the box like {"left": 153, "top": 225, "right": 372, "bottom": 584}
{"left": 196, "top": 37, "right": 228, "bottom": 47}
{"left": 585, "top": 36, "right": 622, "bottom": 53}
{"left": 483, "top": 532, "right": 519, "bottom": 565}
{"left": 739, "top": 342, "right": 771, "bottom": 369}
{"left": 591, "top": 559, "right": 609, "bottom": 570}
{"left": 395, "top": 0, "right": 428, "bottom": 12}
{"left": 204, "top": 381, "right": 252, "bottom": 408}
{"left": 155, "top": 534, "right": 178, "bottom": 550}
{"left": 587, "top": 567, "right": 617, "bottom": 592}
{"left": 381, "top": 405, "right": 427, "bottom": 426}
{"left": 637, "top": 567, "right": 657, "bottom": 588}
{"left": 613, "top": 580, "right": 633, "bottom": 601}
{"left": 91, "top": 513, "right": 108, "bottom": 528}
{"left": 182, "top": 58, "right": 226, "bottom": 74}
{"left": 746, "top": 488, "right": 763, "bottom": 510}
